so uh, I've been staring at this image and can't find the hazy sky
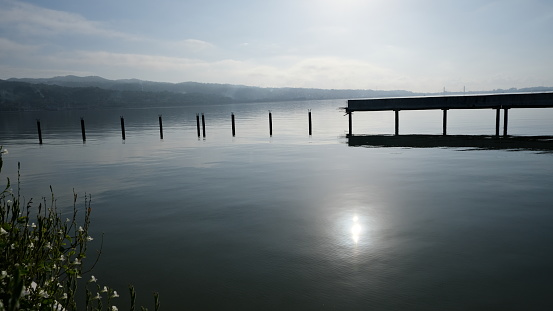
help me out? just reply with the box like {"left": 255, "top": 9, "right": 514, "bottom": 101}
{"left": 1, "top": 0, "right": 552, "bottom": 92}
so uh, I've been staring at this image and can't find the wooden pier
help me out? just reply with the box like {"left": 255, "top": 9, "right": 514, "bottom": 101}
{"left": 346, "top": 92, "right": 553, "bottom": 136}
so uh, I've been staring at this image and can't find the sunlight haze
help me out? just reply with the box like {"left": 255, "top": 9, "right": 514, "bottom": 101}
{"left": 1, "top": 0, "right": 552, "bottom": 92}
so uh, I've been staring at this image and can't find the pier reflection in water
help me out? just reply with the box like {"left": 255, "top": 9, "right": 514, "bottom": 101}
{"left": 347, "top": 134, "right": 553, "bottom": 152}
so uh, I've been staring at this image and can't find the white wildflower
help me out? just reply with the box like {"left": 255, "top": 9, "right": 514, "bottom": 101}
{"left": 29, "top": 242, "right": 34, "bottom": 248}
{"left": 6, "top": 200, "right": 11, "bottom": 205}
{"left": 78, "top": 226, "right": 84, "bottom": 232}
{"left": 10, "top": 244, "right": 15, "bottom": 249}
{"left": 86, "top": 236, "right": 94, "bottom": 241}
{"left": 45, "top": 242, "right": 52, "bottom": 249}
{"left": 76, "top": 275, "right": 82, "bottom": 279}
{"left": 39, "top": 289, "right": 49, "bottom": 298}
{"left": 111, "top": 306, "right": 118, "bottom": 311}
{"left": 73, "top": 258, "right": 81, "bottom": 265}
{"left": 31, "top": 223, "right": 36, "bottom": 228}
{"left": 111, "top": 291, "right": 119, "bottom": 298}
{"left": 0, "top": 227, "right": 7, "bottom": 235}
{"left": 30, "top": 281, "right": 37, "bottom": 290}
{"left": 0, "top": 271, "right": 7, "bottom": 278}
{"left": 94, "top": 292, "right": 102, "bottom": 300}
{"left": 62, "top": 293, "right": 67, "bottom": 299}
{"left": 59, "top": 255, "right": 65, "bottom": 261}
{"left": 101, "top": 286, "right": 108, "bottom": 293}
{"left": 88, "top": 275, "right": 97, "bottom": 283}
{"left": 66, "top": 218, "right": 70, "bottom": 222}
{"left": 0, "top": 148, "right": 7, "bottom": 154}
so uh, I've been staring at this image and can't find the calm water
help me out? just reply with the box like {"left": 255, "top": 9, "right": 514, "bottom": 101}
{"left": 1, "top": 100, "right": 553, "bottom": 310}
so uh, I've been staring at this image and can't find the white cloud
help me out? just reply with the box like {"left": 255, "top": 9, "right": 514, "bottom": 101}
{"left": 0, "top": 0, "right": 138, "bottom": 40}
{"left": 0, "top": 37, "right": 39, "bottom": 54}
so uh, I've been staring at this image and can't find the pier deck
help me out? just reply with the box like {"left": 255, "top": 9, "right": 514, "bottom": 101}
{"left": 346, "top": 92, "right": 553, "bottom": 136}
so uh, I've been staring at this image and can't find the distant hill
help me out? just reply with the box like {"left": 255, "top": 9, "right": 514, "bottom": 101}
{"left": 2, "top": 76, "right": 552, "bottom": 111}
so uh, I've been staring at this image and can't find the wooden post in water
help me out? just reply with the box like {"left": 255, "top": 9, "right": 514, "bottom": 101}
{"left": 120, "top": 116, "right": 126, "bottom": 140}
{"left": 80, "top": 118, "right": 86, "bottom": 142}
{"left": 495, "top": 108, "right": 500, "bottom": 137}
{"left": 503, "top": 108, "right": 509, "bottom": 136}
{"left": 201, "top": 113, "right": 206, "bottom": 137}
{"left": 442, "top": 109, "right": 448, "bottom": 136}
{"left": 348, "top": 112, "right": 352, "bottom": 136}
{"left": 36, "top": 119, "right": 43, "bottom": 144}
{"left": 231, "top": 113, "right": 236, "bottom": 137}
{"left": 196, "top": 114, "right": 201, "bottom": 137}
{"left": 269, "top": 111, "right": 273, "bottom": 136}
{"left": 308, "top": 109, "right": 312, "bottom": 136}
{"left": 394, "top": 110, "right": 399, "bottom": 136}
{"left": 158, "top": 115, "right": 163, "bottom": 139}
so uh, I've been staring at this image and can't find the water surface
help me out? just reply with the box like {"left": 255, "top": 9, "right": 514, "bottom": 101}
{"left": 1, "top": 100, "right": 553, "bottom": 310}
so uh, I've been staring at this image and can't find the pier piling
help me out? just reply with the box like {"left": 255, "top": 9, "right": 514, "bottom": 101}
{"left": 201, "top": 113, "right": 206, "bottom": 137}
{"left": 37, "top": 119, "right": 43, "bottom": 144}
{"left": 120, "top": 116, "right": 126, "bottom": 140}
{"left": 442, "top": 109, "right": 448, "bottom": 136}
{"left": 496, "top": 108, "right": 501, "bottom": 137}
{"left": 308, "top": 110, "right": 312, "bottom": 136}
{"left": 159, "top": 115, "right": 163, "bottom": 139}
{"left": 80, "top": 118, "right": 86, "bottom": 142}
{"left": 196, "top": 114, "right": 201, "bottom": 137}
{"left": 269, "top": 111, "right": 273, "bottom": 136}
{"left": 394, "top": 110, "right": 399, "bottom": 136}
{"left": 348, "top": 112, "right": 352, "bottom": 136}
{"left": 503, "top": 108, "right": 509, "bottom": 136}
{"left": 231, "top": 113, "right": 236, "bottom": 137}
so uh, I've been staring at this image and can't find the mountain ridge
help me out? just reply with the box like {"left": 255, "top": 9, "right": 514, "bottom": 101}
{"left": 2, "top": 76, "right": 553, "bottom": 111}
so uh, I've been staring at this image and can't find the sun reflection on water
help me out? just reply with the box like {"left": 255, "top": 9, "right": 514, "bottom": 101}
{"left": 351, "top": 215, "right": 362, "bottom": 244}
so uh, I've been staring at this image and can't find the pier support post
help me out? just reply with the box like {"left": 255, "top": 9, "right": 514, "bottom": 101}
{"left": 503, "top": 108, "right": 509, "bottom": 136}
{"left": 269, "top": 111, "right": 273, "bottom": 136}
{"left": 348, "top": 112, "right": 352, "bottom": 136}
{"left": 80, "top": 118, "right": 86, "bottom": 142}
{"left": 394, "top": 110, "right": 399, "bottom": 136}
{"left": 159, "top": 115, "right": 163, "bottom": 139}
{"left": 231, "top": 113, "right": 236, "bottom": 137}
{"left": 196, "top": 114, "right": 201, "bottom": 137}
{"left": 37, "top": 119, "right": 43, "bottom": 144}
{"left": 308, "top": 109, "right": 312, "bottom": 136}
{"left": 495, "top": 108, "right": 500, "bottom": 137}
{"left": 201, "top": 113, "right": 206, "bottom": 138}
{"left": 442, "top": 109, "right": 448, "bottom": 135}
{"left": 120, "top": 116, "right": 126, "bottom": 140}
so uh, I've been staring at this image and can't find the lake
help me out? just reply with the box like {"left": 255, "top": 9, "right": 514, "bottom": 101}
{"left": 1, "top": 99, "right": 553, "bottom": 310}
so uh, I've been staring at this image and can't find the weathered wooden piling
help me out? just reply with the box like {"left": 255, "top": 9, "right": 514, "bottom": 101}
{"left": 159, "top": 115, "right": 163, "bottom": 139}
{"left": 36, "top": 119, "right": 42, "bottom": 144}
{"left": 196, "top": 114, "right": 201, "bottom": 137}
{"left": 269, "top": 111, "right": 273, "bottom": 136}
{"left": 120, "top": 116, "right": 126, "bottom": 140}
{"left": 201, "top": 113, "right": 206, "bottom": 137}
{"left": 308, "top": 109, "right": 312, "bottom": 136}
{"left": 442, "top": 109, "right": 448, "bottom": 136}
{"left": 231, "top": 113, "right": 236, "bottom": 137}
{"left": 80, "top": 118, "right": 86, "bottom": 142}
